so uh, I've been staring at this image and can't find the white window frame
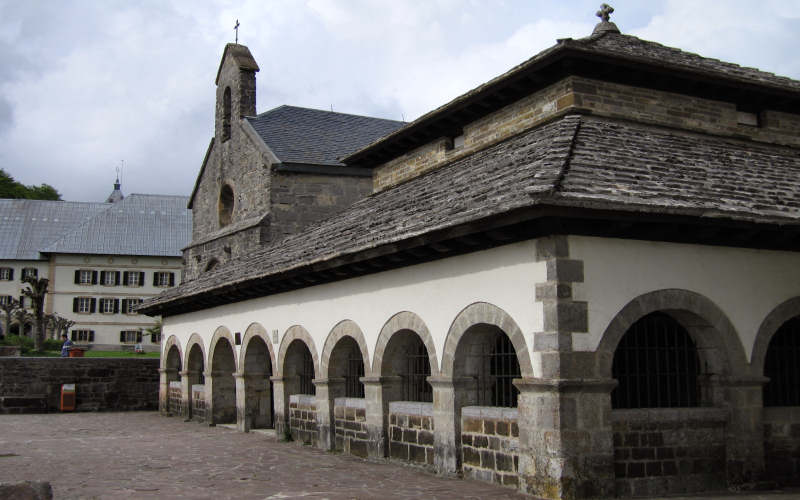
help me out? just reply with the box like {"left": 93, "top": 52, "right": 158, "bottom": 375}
{"left": 0, "top": 268, "right": 11, "bottom": 280}
{"left": 121, "top": 330, "right": 140, "bottom": 344}
{"left": 73, "top": 330, "right": 93, "bottom": 342}
{"left": 78, "top": 269, "right": 93, "bottom": 285}
{"left": 125, "top": 298, "right": 141, "bottom": 315}
{"left": 103, "top": 272, "right": 116, "bottom": 286}
{"left": 155, "top": 272, "right": 172, "bottom": 287}
{"left": 77, "top": 297, "right": 92, "bottom": 314}
{"left": 127, "top": 272, "right": 140, "bottom": 287}
{"left": 22, "top": 268, "right": 37, "bottom": 280}
{"left": 100, "top": 298, "right": 115, "bottom": 314}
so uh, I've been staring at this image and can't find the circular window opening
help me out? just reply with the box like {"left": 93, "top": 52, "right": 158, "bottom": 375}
{"left": 219, "top": 184, "right": 234, "bottom": 227}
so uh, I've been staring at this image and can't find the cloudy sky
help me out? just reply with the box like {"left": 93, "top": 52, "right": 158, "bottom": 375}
{"left": 1, "top": 0, "right": 798, "bottom": 202}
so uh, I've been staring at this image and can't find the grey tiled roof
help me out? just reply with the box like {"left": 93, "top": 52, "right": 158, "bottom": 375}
{"left": 0, "top": 200, "right": 109, "bottom": 260}
{"left": 143, "top": 112, "right": 800, "bottom": 312}
{"left": 565, "top": 32, "right": 800, "bottom": 93}
{"left": 40, "top": 194, "right": 192, "bottom": 257}
{"left": 246, "top": 105, "right": 405, "bottom": 166}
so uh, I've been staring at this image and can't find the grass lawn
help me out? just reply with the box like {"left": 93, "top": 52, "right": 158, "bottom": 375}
{"left": 30, "top": 350, "right": 160, "bottom": 358}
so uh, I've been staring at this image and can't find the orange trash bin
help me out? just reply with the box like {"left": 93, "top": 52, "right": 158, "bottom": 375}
{"left": 60, "top": 384, "right": 76, "bottom": 411}
{"left": 68, "top": 348, "right": 84, "bottom": 357}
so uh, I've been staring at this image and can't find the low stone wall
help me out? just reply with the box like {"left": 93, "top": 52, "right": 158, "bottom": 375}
{"left": 388, "top": 401, "right": 434, "bottom": 466}
{"left": 0, "top": 357, "right": 158, "bottom": 413}
{"left": 168, "top": 381, "right": 182, "bottom": 415}
{"left": 461, "top": 406, "right": 520, "bottom": 488}
{"left": 333, "top": 397, "right": 368, "bottom": 457}
{"left": 764, "top": 407, "right": 800, "bottom": 486}
{"left": 612, "top": 408, "right": 728, "bottom": 497}
{"left": 191, "top": 385, "right": 206, "bottom": 422}
{"left": 0, "top": 346, "right": 21, "bottom": 357}
{"left": 289, "top": 394, "right": 318, "bottom": 445}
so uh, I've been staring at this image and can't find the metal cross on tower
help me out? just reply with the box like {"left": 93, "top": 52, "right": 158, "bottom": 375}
{"left": 234, "top": 19, "right": 240, "bottom": 44}
{"left": 596, "top": 3, "right": 614, "bottom": 23}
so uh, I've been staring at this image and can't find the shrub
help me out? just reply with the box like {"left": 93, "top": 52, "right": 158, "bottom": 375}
{"left": 42, "top": 338, "right": 62, "bottom": 351}
{"left": 1, "top": 335, "right": 34, "bottom": 354}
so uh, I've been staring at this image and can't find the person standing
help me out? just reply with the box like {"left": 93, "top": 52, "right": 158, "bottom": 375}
{"left": 60, "top": 333, "right": 73, "bottom": 357}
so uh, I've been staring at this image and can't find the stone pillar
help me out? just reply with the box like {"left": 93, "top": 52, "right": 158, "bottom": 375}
{"left": 158, "top": 368, "right": 169, "bottom": 415}
{"left": 179, "top": 369, "right": 192, "bottom": 420}
{"left": 271, "top": 376, "right": 288, "bottom": 438}
{"left": 716, "top": 375, "right": 768, "bottom": 484}
{"left": 203, "top": 370, "right": 215, "bottom": 425}
{"left": 428, "top": 375, "right": 474, "bottom": 476}
{"left": 234, "top": 372, "right": 249, "bottom": 432}
{"left": 361, "top": 376, "right": 401, "bottom": 459}
{"left": 515, "top": 377, "right": 617, "bottom": 500}
{"left": 313, "top": 377, "right": 345, "bottom": 451}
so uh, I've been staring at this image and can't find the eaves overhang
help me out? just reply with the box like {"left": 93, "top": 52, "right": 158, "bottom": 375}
{"left": 140, "top": 204, "right": 800, "bottom": 318}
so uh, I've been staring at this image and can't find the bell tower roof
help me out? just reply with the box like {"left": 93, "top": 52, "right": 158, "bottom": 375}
{"left": 215, "top": 43, "right": 260, "bottom": 86}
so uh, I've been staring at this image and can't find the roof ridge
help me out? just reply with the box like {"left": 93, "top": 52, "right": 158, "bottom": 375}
{"left": 551, "top": 115, "right": 583, "bottom": 195}
{"left": 251, "top": 104, "right": 404, "bottom": 124}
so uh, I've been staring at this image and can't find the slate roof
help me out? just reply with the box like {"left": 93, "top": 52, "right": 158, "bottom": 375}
{"left": 246, "top": 105, "right": 405, "bottom": 166}
{"left": 141, "top": 113, "right": 800, "bottom": 314}
{"left": 41, "top": 194, "right": 192, "bottom": 257}
{"left": 0, "top": 200, "right": 109, "bottom": 260}
{"left": 344, "top": 30, "right": 800, "bottom": 166}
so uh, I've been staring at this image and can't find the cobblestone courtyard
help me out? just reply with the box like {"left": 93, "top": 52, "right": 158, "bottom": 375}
{"left": 1, "top": 412, "right": 798, "bottom": 500}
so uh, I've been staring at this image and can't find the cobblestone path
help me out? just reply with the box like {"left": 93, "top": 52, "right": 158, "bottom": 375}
{"left": 1, "top": 412, "right": 798, "bottom": 500}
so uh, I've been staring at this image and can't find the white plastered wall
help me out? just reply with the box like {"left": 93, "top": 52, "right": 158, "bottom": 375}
{"left": 162, "top": 240, "right": 546, "bottom": 371}
{"left": 569, "top": 235, "right": 800, "bottom": 361}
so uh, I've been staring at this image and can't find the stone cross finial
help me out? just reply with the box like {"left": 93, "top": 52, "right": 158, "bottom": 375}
{"left": 234, "top": 19, "right": 240, "bottom": 44}
{"left": 596, "top": 3, "right": 614, "bottom": 23}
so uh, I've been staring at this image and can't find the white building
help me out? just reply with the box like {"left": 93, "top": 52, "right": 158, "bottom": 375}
{"left": 0, "top": 183, "right": 190, "bottom": 351}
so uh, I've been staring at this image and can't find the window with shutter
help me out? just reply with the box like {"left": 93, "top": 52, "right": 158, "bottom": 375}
{"left": 77, "top": 269, "right": 93, "bottom": 285}
{"left": 0, "top": 268, "right": 12, "bottom": 280}
{"left": 91, "top": 271, "right": 98, "bottom": 285}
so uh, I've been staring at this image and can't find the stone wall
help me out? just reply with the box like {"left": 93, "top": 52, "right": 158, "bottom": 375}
{"left": 763, "top": 407, "right": 800, "bottom": 486}
{"left": 289, "top": 394, "right": 318, "bottom": 445}
{"left": 373, "top": 75, "right": 800, "bottom": 192}
{"left": 388, "top": 402, "right": 435, "bottom": 466}
{"left": 191, "top": 384, "right": 206, "bottom": 422}
{"left": 168, "top": 381, "right": 182, "bottom": 415}
{"left": 270, "top": 171, "right": 371, "bottom": 243}
{"left": 461, "top": 406, "right": 520, "bottom": 489}
{"left": 333, "top": 397, "right": 369, "bottom": 457}
{"left": 612, "top": 408, "right": 728, "bottom": 497}
{"left": 0, "top": 358, "right": 158, "bottom": 413}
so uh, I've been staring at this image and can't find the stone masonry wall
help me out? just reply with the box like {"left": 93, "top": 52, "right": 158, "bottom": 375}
{"left": 388, "top": 402, "right": 435, "bottom": 466}
{"left": 763, "top": 407, "right": 800, "bottom": 486}
{"left": 191, "top": 385, "right": 206, "bottom": 422}
{"left": 461, "top": 406, "right": 520, "bottom": 489}
{"left": 374, "top": 75, "right": 800, "bottom": 193}
{"left": 0, "top": 358, "right": 158, "bottom": 413}
{"left": 612, "top": 408, "right": 728, "bottom": 497}
{"left": 269, "top": 171, "right": 371, "bottom": 244}
{"left": 333, "top": 397, "right": 369, "bottom": 458}
{"left": 168, "top": 381, "right": 182, "bottom": 415}
{"left": 289, "top": 394, "right": 318, "bottom": 445}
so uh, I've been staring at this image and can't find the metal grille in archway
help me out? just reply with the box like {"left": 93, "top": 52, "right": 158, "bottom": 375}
{"left": 299, "top": 348, "right": 316, "bottom": 395}
{"left": 764, "top": 316, "right": 800, "bottom": 406}
{"left": 472, "top": 334, "right": 521, "bottom": 408}
{"left": 403, "top": 342, "right": 432, "bottom": 402}
{"left": 612, "top": 312, "right": 700, "bottom": 409}
{"left": 345, "top": 354, "right": 365, "bottom": 398}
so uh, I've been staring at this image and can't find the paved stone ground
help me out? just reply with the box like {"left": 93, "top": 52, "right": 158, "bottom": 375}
{"left": 0, "top": 412, "right": 798, "bottom": 500}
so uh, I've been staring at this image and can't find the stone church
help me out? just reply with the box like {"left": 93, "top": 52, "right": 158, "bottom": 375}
{"left": 141, "top": 7, "right": 800, "bottom": 499}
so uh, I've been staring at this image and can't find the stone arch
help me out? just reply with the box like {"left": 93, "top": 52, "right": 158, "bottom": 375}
{"left": 184, "top": 333, "right": 206, "bottom": 372}
{"left": 277, "top": 325, "right": 318, "bottom": 376}
{"left": 161, "top": 335, "right": 183, "bottom": 371}
{"left": 239, "top": 322, "right": 276, "bottom": 375}
{"left": 208, "top": 326, "right": 238, "bottom": 373}
{"left": 441, "top": 302, "right": 533, "bottom": 378}
{"left": 596, "top": 289, "right": 747, "bottom": 378}
{"left": 373, "top": 311, "right": 439, "bottom": 376}
{"left": 320, "top": 320, "right": 371, "bottom": 379}
{"left": 751, "top": 296, "right": 800, "bottom": 376}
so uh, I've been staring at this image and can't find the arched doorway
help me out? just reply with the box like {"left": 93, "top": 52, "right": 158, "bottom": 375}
{"left": 165, "top": 344, "right": 182, "bottom": 415}
{"left": 327, "top": 335, "right": 366, "bottom": 456}
{"left": 284, "top": 339, "right": 317, "bottom": 444}
{"left": 210, "top": 337, "right": 236, "bottom": 424}
{"left": 186, "top": 343, "right": 205, "bottom": 421}
{"left": 242, "top": 335, "right": 274, "bottom": 429}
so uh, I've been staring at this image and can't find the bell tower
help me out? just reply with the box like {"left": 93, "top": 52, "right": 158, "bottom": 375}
{"left": 214, "top": 43, "right": 259, "bottom": 142}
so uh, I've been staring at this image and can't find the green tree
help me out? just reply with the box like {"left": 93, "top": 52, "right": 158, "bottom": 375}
{"left": 22, "top": 276, "right": 49, "bottom": 351}
{"left": 0, "top": 168, "right": 62, "bottom": 200}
